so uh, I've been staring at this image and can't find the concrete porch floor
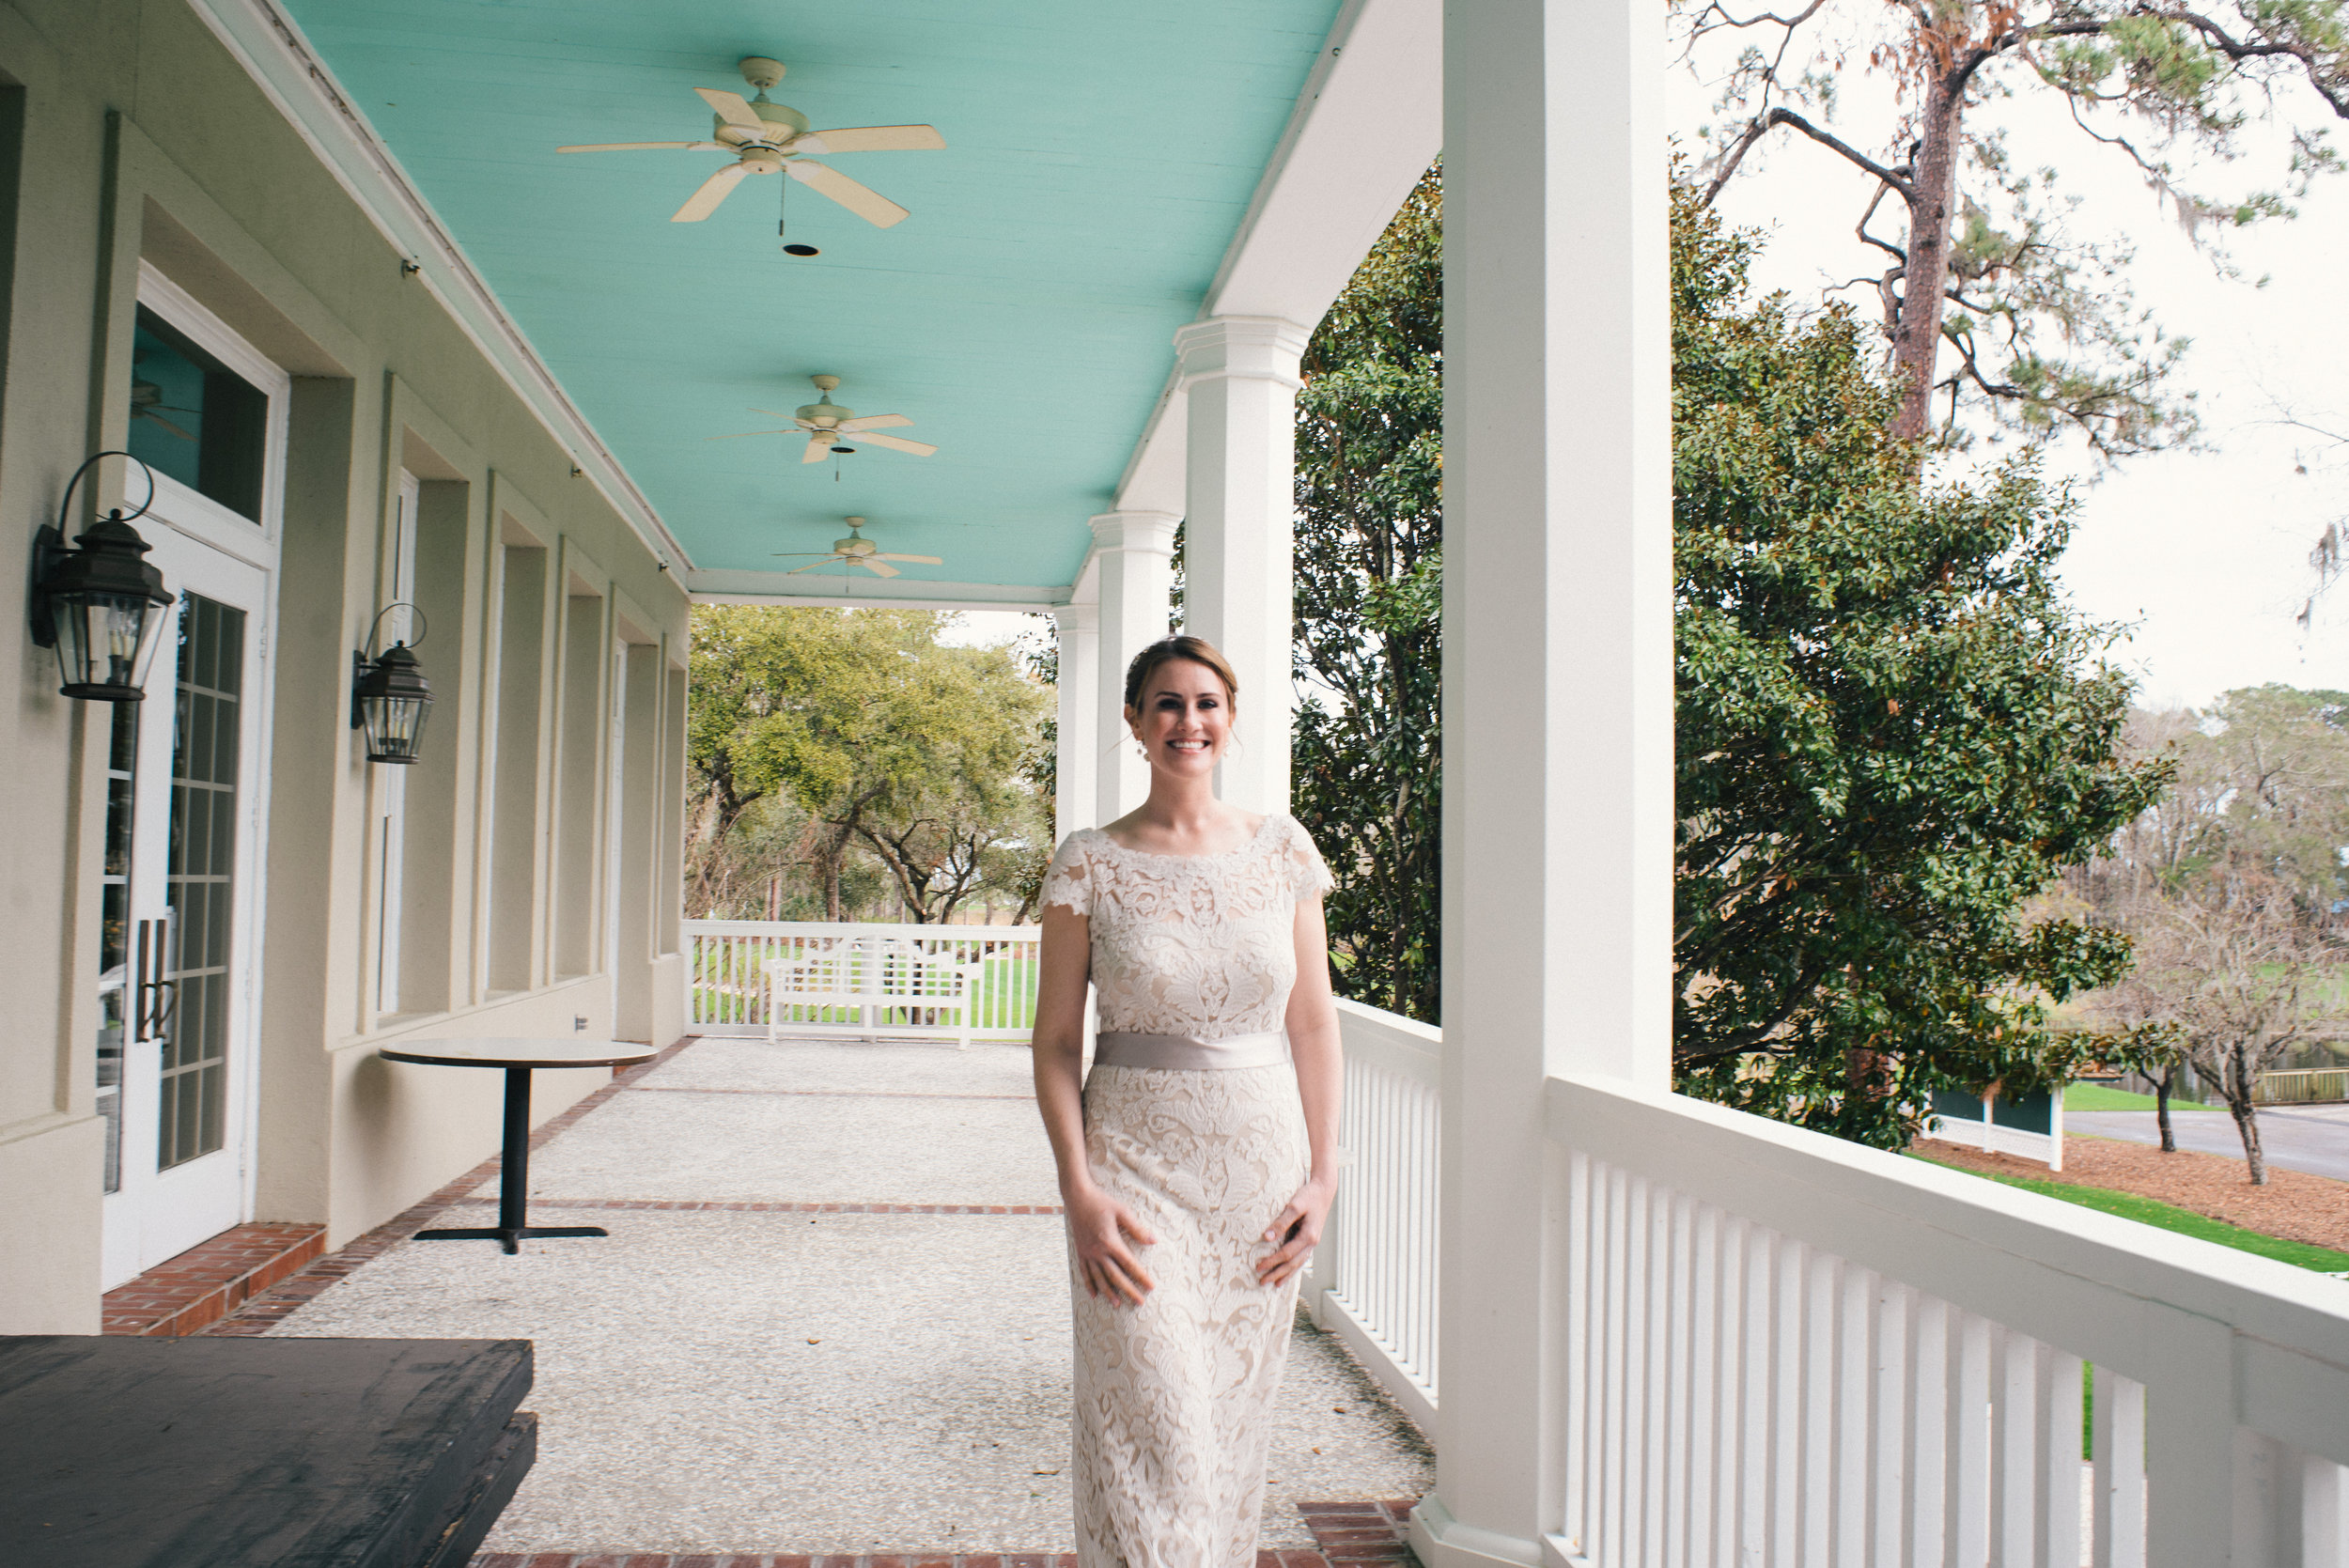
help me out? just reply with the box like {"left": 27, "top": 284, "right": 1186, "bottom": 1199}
{"left": 252, "top": 1036, "right": 1434, "bottom": 1558}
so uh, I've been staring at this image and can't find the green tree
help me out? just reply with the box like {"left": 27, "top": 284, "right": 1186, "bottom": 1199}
{"left": 1671, "top": 183, "right": 2172, "bottom": 1146}
{"left": 688, "top": 606, "right": 1050, "bottom": 923}
{"left": 1686, "top": 0, "right": 2349, "bottom": 458}
{"left": 1290, "top": 164, "right": 1444, "bottom": 1024}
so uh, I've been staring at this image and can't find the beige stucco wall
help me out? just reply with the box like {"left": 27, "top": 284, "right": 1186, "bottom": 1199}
{"left": 0, "top": 0, "right": 692, "bottom": 1330}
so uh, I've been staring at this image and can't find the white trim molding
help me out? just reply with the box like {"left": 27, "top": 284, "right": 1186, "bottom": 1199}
{"left": 683, "top": 569, "right": 1067, "bottom": 613}
{"left": 182, "top": 0, "right": 692, "bottom": 576}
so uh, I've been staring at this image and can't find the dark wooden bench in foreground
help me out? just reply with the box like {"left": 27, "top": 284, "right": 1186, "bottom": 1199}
{"left": 0, "top": 1334, "right": 535, "bottom": 1567}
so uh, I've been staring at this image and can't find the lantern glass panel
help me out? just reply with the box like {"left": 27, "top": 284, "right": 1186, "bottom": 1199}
{"left": 55, "top": 587, "right": 173, "bottom": 698}
{"left": 365, "top": 693, "right": 431, "bottom": 763}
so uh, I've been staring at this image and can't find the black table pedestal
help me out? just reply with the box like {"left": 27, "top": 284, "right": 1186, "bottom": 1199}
{"left": 414, "top": 1066, "right": 607, "bottom": 1255}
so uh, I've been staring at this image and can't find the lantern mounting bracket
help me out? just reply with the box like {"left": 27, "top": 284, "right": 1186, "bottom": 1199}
{"left": 29, "top": 451, "right": 158, "bottom": 650}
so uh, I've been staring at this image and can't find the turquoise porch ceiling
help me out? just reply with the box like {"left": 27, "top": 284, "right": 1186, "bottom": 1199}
{"left": 283, "top": 0, "right": 1345, "bottom": 589}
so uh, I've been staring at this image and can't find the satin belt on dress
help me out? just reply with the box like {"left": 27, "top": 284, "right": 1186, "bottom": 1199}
{"left": 1092, "top": 1029, "right": 1291, "bottom": 1071}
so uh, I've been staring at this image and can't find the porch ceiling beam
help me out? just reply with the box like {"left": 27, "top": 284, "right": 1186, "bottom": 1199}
{"left": 184, "top": 0, "right": 692, "bottom": 577}
{"left": 682, "top": 572, "right": 1068, "bottom": 613}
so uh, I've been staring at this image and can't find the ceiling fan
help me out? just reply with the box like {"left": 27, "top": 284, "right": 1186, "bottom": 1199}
{"left": 131, "top": 378, "right": 198, "bottom": 441}
{"left": 709, "top": 375, "right": 940, "bottom": 464}
{"left": 556, "top": 55, "right": 943, "bottom": 229}
{"left": 772, "top": 517, "right": 943, "bottom": 579}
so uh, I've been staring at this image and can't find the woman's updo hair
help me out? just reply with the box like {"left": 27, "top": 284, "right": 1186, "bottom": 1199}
{"left": 1122, "top": 634, "right": 1239, "bottom": 718}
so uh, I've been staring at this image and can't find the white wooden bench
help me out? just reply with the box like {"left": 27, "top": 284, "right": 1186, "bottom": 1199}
{"left": 762, "top": 935, "right": 988, "bottom": 1048}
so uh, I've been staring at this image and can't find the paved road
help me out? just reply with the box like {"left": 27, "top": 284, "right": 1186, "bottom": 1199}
{"left": 2068, "top": 1102, "right": 2349, "bottom": 1183}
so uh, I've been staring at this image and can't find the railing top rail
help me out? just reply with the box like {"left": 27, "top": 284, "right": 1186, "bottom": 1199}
{"left": 1547, "top": 1070, "right": 2349, "bottom": 1456}
{"left": 1332, "top": 998, "right": 1441, "bottom": 1087}
{"left": 686, "top": 919, "right": 1042, "bottom": 939}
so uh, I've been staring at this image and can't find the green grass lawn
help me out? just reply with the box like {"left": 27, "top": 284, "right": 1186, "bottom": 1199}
{"left": 2061, "top": 1080, "right": 2216, "bottom": 1113}
{"left": 1908, "top": 1153, "right": 2349, "bottom": 1273}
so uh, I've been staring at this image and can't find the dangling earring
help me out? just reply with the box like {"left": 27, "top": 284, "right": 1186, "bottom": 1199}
{"left": 1135, "top": 743, "right": 1148, "bottom": 760}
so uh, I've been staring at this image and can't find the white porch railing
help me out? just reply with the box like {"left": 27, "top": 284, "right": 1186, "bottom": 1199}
{"left": 1543, "top": 1073, "right": 2349, "bottom": 1568}
{"left": 1314, "top": 999, "right": 1443, "bottom": 1434}
{"left": 684, "top": 920, "right": 1041, "bottom": 1042}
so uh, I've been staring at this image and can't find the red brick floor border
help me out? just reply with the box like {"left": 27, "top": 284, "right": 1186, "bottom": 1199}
{"left": 199, "top": 1036, "right": 699, "bottom": 1336}
{"left": 627, "top": 1086, "right": 1036, "bottom": 1103}
{"left": 464, "top": 1500, "right": 1423, "bottom": 1568}
{"left": 101, "top": 1220, "right": 327, "bottom": 1336}
{"left": 444, "top": 1197, "right": 1065, "bottom": 1217}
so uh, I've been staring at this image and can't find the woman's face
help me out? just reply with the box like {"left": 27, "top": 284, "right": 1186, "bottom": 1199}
{"left": 1128, "top": 659, "right": 1234, "bottom": 780}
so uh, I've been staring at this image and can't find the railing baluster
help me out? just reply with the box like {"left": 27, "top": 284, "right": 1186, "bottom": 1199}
{"left": 1875, "top": 1281, "right": 1911, "bottom": 1568}
{"left": 1991, "top": 1327, "right": 2038, "bottom": 1566}
{"left": 1950, "top": 1310, "right": 1992, "bottom": 1568}
{"left": 2037, "top": 1345, "right": 2083, "bottom": 1568}
{"left": 1836, "top": 1264, "right": 1874, "bottom": 1568}
{"left": 2090, "top": 1369, "right": 2145, "bottom": 1568}
{"left": 1739, "top": 1224, "right": 1772, "bottom": 1568}
{"left": 1803, "top": 1248, "right": 1837, "bottom": 1563}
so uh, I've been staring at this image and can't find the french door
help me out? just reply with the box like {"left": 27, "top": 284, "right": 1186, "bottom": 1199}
{"left": 99, "top": 525, "right": 272, "bottom": 1289}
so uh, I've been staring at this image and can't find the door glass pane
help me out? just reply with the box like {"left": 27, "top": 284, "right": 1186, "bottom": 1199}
{"left": 127, "top": 307, "right": 269, "bottom": 522}
{"left": 98, "top": 702, "right": 137, "bottom": 1195}
{"left": 160, "top": 594, "right": 243, "bottom": 1172}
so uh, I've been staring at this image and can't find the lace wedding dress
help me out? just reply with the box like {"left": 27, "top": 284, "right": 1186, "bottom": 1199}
{"left": 1042, "top": 814, "right": 1334, "bottom": 1568}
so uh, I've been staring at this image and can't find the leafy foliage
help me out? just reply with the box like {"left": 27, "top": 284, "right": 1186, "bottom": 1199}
{"left": 1671, "top": 185, "right": 2171, "bottom": 1146}
{"left": 1290, "top": 165, "right": 1444, "bottom": 1024}
{"left": 687, "top": 606, "right": 1050, "bottom": 923}
{"left": 1685, "top": 0, "right": 2349, "bottom": 458}
{"left": 2069, "top": 684, "right": 2348, "bottom": 1177}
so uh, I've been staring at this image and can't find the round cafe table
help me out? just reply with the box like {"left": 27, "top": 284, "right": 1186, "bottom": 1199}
{"left": 378, "top": 1038, "right": 657, "bottom": 1254}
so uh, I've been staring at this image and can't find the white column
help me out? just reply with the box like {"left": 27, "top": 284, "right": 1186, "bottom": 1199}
{"left": 1172, "top": 317, "right": 1309, "bottom": 815}
{"left": 1412, "top": 1, "right": 1671, "bottom": 1567}
{"left": 1050, "top": 603, "right": 1100, "bottom": 837}
{"left": 1090, "top": 510, "right": 1179, "bottom": 826}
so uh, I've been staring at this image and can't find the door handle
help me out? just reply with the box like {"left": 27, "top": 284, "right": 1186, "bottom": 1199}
{"left": 132, "top": 917, "right": 175, "bottom": 1043}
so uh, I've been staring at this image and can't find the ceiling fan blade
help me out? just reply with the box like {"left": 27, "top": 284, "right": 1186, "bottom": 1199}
{"left": 802, "top": 435, "right": 832, "bottom": 464}
{"left": 672, "top": 163, "right": 750, "bottom": 222}
{"left": 875, "top": 553, "right": 943, "bottom": 565}
{"left": 851, "top": 430, "right": 939, "bottom": 457}
{"left": 695, "top": 88, "right": 768, "bottom": 131}
{"left": 706, "top": 429, "right": 794, "bottom": 441}
{"left": 856, "top": 558, "right": 902, "bottom": 578}
{"left": 801, "top": 125, "right": 947, "bottom": 153}
{"left": 785, "top": 160, "right": 910, "bottom": 227}
{"left": 836, "top": 413, "right": 912, "bottom": 432}
{"left": 135, "top": 410, "right": 196, "bottom": 441}
{"left": 786, "top": 560, "right": 843, "bottom": 575}
{"left": 556, "top": 141, "right": 724, "bottom": 153}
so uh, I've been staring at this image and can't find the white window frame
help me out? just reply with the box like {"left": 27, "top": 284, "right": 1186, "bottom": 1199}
{"left": 132, "top": 260, "right": 290, "bottom": 571}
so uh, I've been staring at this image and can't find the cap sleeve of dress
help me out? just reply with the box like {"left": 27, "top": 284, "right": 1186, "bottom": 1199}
{"left": 1041, "top": 831, "right": 1095, "bottom": 918}
{"left": 1281, "top": 816, "right": 1335, "bottom": 900}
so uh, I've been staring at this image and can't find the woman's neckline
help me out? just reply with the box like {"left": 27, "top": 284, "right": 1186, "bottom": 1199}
{"left": 1090, "top": 813, "right": 1279, "bottom": 863}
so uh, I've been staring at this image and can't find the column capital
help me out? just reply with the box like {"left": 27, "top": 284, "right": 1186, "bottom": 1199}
{"left": 1088, "top": 509, "right": 1181, "bottom": 555}
{"left": 1173, "top": 315, "right": 1311, "bottom": 390}
{"left": 1050, "top": 601, "right": 1098, "bottom": 633}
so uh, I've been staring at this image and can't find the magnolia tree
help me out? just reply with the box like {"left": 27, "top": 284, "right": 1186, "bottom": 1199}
{"left": 1671, "top": 184, "right": 2170, "bottom": 1147}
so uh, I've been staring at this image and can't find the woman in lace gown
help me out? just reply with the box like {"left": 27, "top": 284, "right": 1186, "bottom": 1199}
{"left": 1034, "top": 634, "right": 1342, "bottom": 1568}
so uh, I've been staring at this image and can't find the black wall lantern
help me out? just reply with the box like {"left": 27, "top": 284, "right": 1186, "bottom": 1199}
{"left": 29, "top": 452, "right": 175, "bottom": 702}
{"left": 351, "top": 604, "right": 434, "bottom": 765}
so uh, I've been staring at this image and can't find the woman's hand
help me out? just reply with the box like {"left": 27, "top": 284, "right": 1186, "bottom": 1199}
{"left": 1066, "top": 1181, "right": 1159, "bottom": 1305}
{"left": 1255, "top": 1174, "right": 1337, "bottom": 1287}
